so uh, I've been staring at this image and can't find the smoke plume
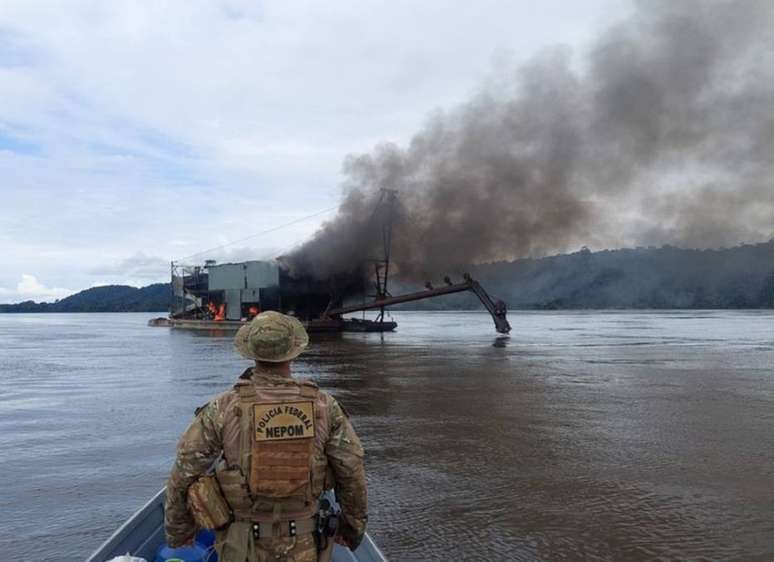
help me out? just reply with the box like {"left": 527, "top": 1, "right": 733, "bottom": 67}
{"left": 288, "top": 0, "right": 774, "bottom": 282}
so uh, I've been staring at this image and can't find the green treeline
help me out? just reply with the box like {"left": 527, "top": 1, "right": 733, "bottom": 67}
{"left": 401, "top": 240, "right": 774, "bottom": 310}
{"left": 2, "top": 241, "right": 773, "bottom": 312}
{"left": 0, "top": 283, "right": 170, "bottom": 312}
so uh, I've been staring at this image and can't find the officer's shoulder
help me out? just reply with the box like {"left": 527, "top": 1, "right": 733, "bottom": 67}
{"left": 193, "top": 390, "right": 233, "bottom": 417}
{"left": 293, "top": 379, "right": 348, "bottom": 415}
{"left": 298, "top": 378, "right": 319, "bottom": 390}
{"left": 309, "top": 385, "right": 336, "bottom": 404}
{"left": 298, "top": 383, "right": 342, "bottom": 411}
{"left": 326, "top": 394, "right": 352, "bottom": 418}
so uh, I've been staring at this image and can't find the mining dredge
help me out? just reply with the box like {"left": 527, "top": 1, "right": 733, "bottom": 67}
{"left": 149, "top": 192, "right": 510, "bottom": 335}
{"left": 150, "top": 267, "right": 510, "bottom": 334}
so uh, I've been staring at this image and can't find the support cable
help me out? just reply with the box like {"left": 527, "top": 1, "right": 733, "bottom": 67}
{"left": 175, "top": 205, "right": 338, "bottom": 263}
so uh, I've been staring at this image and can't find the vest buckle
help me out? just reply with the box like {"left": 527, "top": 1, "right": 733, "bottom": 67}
{"left": 289, "top": 520, "right": 297, "bottom": 537}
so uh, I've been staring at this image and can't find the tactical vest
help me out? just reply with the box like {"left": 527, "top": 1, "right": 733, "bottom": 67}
{"left": 216, "top": 376, "right": 331, "bottom": 523}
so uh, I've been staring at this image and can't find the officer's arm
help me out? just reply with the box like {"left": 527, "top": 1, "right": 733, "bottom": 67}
{"left": 164, "top": 400, "right": 223, "bottom": 547}
{"left": 325, "top": 398, "right": 368, "bottom": 550}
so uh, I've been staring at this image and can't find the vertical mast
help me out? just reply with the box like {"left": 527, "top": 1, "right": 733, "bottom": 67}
{"left": 376, "top": 189, "right": 397, "bottom": 323}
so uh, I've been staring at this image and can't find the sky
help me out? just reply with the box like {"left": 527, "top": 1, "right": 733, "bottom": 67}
{"left": 0, "top": 0, "right": 629, "bottom": 303}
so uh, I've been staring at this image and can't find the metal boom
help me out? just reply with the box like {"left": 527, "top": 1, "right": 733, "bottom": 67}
{"left": 326, "top": 273, "right": 511, "bottom": 334}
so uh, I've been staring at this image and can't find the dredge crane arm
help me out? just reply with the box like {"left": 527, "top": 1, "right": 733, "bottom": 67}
{"left": 463, "top": 274, "right": 511, "bottom": 334}
{"left": 326, "top": 275, "right": 511, "bottom": 334}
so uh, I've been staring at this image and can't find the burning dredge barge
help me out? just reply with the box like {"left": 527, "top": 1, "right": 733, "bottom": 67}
{"left": 149, "top": 259, "right": 510, "bottom": 334}
{"left": 150, "top": 191, "right": 510, "bottom": 334}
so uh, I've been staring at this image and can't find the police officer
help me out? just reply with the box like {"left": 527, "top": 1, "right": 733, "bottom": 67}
{"left": 165, "top": 311, "right": 368, "bottom": 562}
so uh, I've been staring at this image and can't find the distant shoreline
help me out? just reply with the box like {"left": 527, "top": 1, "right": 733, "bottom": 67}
{"left": 2, "top": 307, "right": 772, "bottom": 314}
{"left": 3, "top": 241, "right": 773, "bottom": 312}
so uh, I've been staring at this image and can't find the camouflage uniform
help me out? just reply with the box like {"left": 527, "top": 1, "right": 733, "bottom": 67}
{"left": 164, "top": 313, "right": 367, "bottom": 562}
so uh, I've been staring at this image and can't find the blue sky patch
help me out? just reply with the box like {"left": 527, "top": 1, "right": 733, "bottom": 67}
{"left": 0, "top": 129, "right": 42, "bottom": 156}
{"left": 0, "top": 27, "right": 36, "bottom": 68}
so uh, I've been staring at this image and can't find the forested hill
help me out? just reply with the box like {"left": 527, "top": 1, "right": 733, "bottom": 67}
{"left": 2, "top": 241, "right": 773, "bottom": 312}
{"left": 0, "top": 283, "right": 170, "bottom": 312}
{"left": 414, "top": 240, "right": 774, "bottom": 310}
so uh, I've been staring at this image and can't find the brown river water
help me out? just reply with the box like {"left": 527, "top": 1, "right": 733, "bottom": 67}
{"left": 0, "top": 311, "right": 772, "bottom": 561}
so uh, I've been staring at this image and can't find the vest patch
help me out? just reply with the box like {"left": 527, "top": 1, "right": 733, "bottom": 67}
{"left": 253, "top": 401, "right": 315, "bottom": 441}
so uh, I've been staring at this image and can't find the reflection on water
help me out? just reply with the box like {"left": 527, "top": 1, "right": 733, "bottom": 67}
{"left": 1, "top": 311, "right": 773, "bottom": 561}
{"left": 492, "top": 335, "right": 510, "bottom": 348}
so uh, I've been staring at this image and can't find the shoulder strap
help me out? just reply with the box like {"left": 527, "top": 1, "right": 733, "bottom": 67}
{"left": 299, "top": 380, "right": 319, "bottom": 399}
{"left": 234, "top": 381, "right": 257, "bottom": 399}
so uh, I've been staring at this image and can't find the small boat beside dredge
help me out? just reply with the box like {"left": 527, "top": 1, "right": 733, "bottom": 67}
{"left": 87, "top": 488, "right": 386, "bottom": 562}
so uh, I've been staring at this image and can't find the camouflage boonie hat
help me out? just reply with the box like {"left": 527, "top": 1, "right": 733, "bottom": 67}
{"left": 234, "top": 311, "right": 309, "bottom": 362}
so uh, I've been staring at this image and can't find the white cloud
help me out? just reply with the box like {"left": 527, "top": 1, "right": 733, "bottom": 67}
{"left": 0, "top": 0, "right": 627, "bottom": 294}
{"left": 0, "top": 274, "right": 73, "bottom": 303}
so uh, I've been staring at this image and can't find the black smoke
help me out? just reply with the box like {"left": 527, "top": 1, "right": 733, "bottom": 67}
{"left": 287, "top": 0, "right": 774, "bottom": 282}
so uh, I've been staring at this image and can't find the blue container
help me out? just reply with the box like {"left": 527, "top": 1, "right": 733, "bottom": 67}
{"left": 195, "top": 529, "right": 216, "bottom": 551}
{"left": 154, "top": 541, "right": 207, "bottom": 562}
{"left": 155, "top": 528, "right": 218, "bottom": 562}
